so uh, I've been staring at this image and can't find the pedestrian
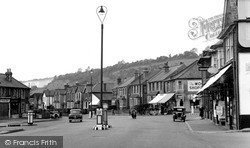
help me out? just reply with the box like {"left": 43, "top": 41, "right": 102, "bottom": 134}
{"left": 199, "top": 106, "right": 204, "bottom": 119}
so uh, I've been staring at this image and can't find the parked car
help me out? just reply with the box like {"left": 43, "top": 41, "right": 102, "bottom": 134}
{"left": 68, "top": 109, "right": 83, "bottom": 123}
{"left": 173, "top": 107, "right": 186, "bottom": 122}
{"left": 50, "top": 110, "right": 60, "bottom": 119}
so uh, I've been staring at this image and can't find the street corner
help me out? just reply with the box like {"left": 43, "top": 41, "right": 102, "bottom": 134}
{"left": 240, "top": 128, "right": 250, "bottom": 133}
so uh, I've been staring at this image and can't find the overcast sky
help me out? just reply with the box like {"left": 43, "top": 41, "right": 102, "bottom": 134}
{"left": 0, "top": 0, "right": 224, "bottom": 81}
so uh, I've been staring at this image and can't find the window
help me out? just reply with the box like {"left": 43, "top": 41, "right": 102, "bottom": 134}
{"left": 178, "top": 81, "right": 183, "bottom": 89}
{"left": 152, "top": 83, "right": 154, "bottom": 91}
{"left": 225, "top": 34, "right": 233, "bottom": 63}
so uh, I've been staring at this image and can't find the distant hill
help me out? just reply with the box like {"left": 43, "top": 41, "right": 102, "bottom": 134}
{"left": 45, "top": 49, "right": 200, "bottom": 90}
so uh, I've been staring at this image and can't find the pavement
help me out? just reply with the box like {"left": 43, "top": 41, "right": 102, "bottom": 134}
{"left": 0, "top": 117, "right": 59, "bottom": 134}
{"left": 1, "top": 114, "right": 250, "bottom": 135}
{"left": 185, "top": 113, "right": 250, "bottom": 133}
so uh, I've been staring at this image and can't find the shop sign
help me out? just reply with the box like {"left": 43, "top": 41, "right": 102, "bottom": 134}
{"left": 216, "top": 106, "right": 223, "bottom": 116}
{"left": 239, "top": 53, "right": 250, "bottom": 115}
{"left": 207, "top": 67, "right": 218, "bottom": 74}
{"left": 198, "top": 67, "right": 209, "bottom": 71}
{"left": 188, "top": 80, "right": 202, "bottom": 92}
{"left": 103, "top": 103, "right": 108, "bottom": 109}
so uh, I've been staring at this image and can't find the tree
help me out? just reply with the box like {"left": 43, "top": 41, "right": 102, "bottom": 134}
{"left": 190, "top": 48, "right": 198, "bottom": 54}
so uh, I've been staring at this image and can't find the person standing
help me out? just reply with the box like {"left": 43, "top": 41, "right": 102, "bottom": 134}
{"left": 199, "top": 106, "right": 204, "bottom": 119}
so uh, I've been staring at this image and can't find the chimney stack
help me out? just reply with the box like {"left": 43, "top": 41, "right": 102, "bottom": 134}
{"left": 5, "top": 68, "right": 13, "bottom": 82}
{"left": 163, "top": 62, "right": 170, "bottom": 72}
{"left": 134, "top": 70, "right": 139, "bottom": 78}
{"left": 142, "top": 68, "right": 149, "bottom": 79}
{"left": 117, "top": 77, "right": 122, "bottom": 85}
{"left": 64, "top": 83, "right": 70, "bottom": 89}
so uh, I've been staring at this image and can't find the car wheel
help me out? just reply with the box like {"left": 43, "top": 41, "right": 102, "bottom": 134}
{"left": 173, "top": 118, "right": 175, "bottom": 122}
{"left": 69, "top": 120, "right": 72, "bottom": 123}
{"left": 80, "top": 120, "right": 82, "bottom": 122}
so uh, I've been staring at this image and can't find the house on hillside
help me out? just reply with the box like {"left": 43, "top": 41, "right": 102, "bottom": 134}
{"left": 92, "top": 82, "right": 114, "bottom": 108}
{"left": 0, "top": 69, "right": 30, "bottom": 119}
{"left": 147, "top": 62, "right": 186, "bottom": 102}
{"left": 129, "top": 68, "right": 160, "bottom": 108}
{"left": 65, "top": 86, "right": 74, "bottom": 109}
{"left": 75, "top": 84, "right": 85, "bottom": 109}
{"left": 42, "top": 89, "right": 55, "bottom": 110}
{"left": 54, "top": 89, "right": 66, "bottom": 109}
{"left": 164, "top": 60, "right": 202, "bottom": 112}
{"left": 114, "top": 77, "right": 135, "bottom": 110}
{"left": 30, "top": 88, "right": 44, "bottom": 110}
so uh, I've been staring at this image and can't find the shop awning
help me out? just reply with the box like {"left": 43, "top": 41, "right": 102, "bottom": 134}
{"left": 158, "top": 93, "right": 175, "bottom": 103}
{"left": 197, "top": 64, "right": 231, "bottom": 94}
{"left": 149, "top": 93, "right": 175, "bottom": 104}
{"left": 89, "top": 94, "right": 100, "bottom": 105}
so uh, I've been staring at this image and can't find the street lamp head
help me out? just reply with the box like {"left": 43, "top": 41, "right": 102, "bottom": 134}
{"left": 97, "top": 6, "right": 107, "bottom": 24}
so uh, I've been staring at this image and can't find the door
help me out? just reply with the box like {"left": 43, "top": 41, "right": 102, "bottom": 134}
{"left": 0, "top": 103, "right": 9, "bottom": 119}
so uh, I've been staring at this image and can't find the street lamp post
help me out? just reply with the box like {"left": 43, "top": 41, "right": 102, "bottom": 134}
{"left": 93, "top": 5, "right": 108, "bottom": 130}
{"left": 97, "top": 6, "right": 107, "bottom": 109}
{"left": 90, "top": 69, "right": 93, "bottom": 118}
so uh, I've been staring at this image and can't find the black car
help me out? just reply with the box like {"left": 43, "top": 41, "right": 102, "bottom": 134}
{"left": 173, "top": 107, "right": 186, "bottom": 122}
{"left": 69, "top": 109, "right": 83, "bottom": 123}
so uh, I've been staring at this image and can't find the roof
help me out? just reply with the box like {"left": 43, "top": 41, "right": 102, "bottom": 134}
{"left": 94, "top": 93, "right": 113, "bottom": 101}
{"left": 197, "top": 56, "right": 211, "bottom": 65}
{"left": 148, "top": 64, "right": 185, "bottom": 83}
{"left": 167, "top": 60, "right": 201, "bottom": 80}
{"left": 76, "top": 85, "right": 85, "bottom": 93}
{"left": 116, "top": 77, "right": 135, "bottom": 88}
{"left": 210, "top": 40, "right": 223, "bottom": 49}
{"left": 54, "top": 89, "right": 66, "bottom": 95}
{"left": 0, "top": 73, "right": 30, "bottom": 89}
{"left": 66, "top": 87, "right": 73, "bottom": 94}
{"left": 130, "top": 69, "right": 161, "bottom": 86}
{"left": 44, "top": 90, "right": 55, "bottom": 97}
{"left": 92, "top": 82, "right": 114, "bottom": 92}
{"left": 30, "top": 88, "right": 45, "bottom": 95}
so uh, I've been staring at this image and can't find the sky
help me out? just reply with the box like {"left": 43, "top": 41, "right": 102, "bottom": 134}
{"left": 0, "top": 0, "right": 224, "bottom": 81}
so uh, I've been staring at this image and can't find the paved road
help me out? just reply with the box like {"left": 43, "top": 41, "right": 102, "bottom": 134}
{"left": 3, "top": 115, "right": 250, "bottom": 148}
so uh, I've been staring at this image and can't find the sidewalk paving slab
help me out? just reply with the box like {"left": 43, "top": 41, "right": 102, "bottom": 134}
{"left": 185, "top": 114, "right": 239, "bottom": 134}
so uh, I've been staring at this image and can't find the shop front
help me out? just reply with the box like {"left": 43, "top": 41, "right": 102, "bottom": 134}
{"left": 198, "top": 64, "right": 236, "bottom": 129}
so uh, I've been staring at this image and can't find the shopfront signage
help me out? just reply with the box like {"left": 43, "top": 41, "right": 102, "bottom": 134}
{"left": 188, "top": 80, "right": 202, "bottom": 92}
{"left": 239, "top": 53, "right": 250, "bottom": 115}
{"left": 198, "top": 67, "right": 209, "bottom": 71}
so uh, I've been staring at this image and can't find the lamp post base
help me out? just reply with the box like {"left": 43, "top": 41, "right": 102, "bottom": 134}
{"left": 103, "top": 124, "right": 112, "bottom": 129}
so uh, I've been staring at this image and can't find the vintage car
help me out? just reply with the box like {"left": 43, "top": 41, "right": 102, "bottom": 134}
{"left": 69, "top": 109, "right": 83, "bottom": 123}
{"left": 173, "top": 107, "right": 186, "bottom": 122}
